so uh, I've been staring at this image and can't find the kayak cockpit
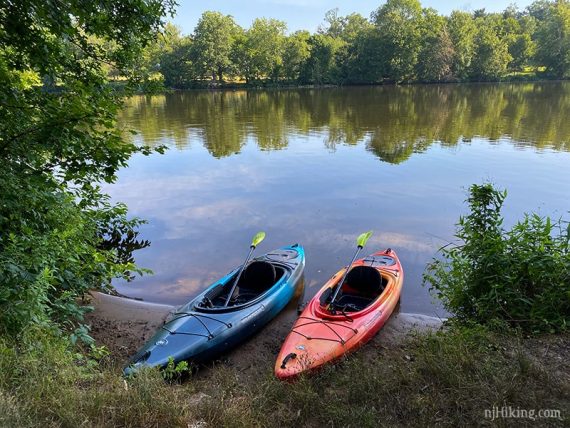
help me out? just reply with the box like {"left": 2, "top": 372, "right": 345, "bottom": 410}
{"left": 195, "top": 261, "right": 287, "bottom": 312}
{"left": 319, "top": 265, "right": 388, "bottom": 313}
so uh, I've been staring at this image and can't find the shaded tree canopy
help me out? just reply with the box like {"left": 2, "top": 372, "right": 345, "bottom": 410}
{"left": 0, "top": 0, "right": 174, "bottom": 335}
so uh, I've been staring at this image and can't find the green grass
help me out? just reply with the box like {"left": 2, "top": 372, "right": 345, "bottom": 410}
{"left": 1, "top": 325, "right": 567, "bottom": 427}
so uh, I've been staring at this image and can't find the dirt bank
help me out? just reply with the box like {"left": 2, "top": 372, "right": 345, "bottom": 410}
{"left": 85, "top": 292, "right": 176, "bottom": 362}
{"left": 8, "top": 293, "right": 566, "bottom": 427}
{"left": 85, "top": 292, "right": 444, "bottom": 373}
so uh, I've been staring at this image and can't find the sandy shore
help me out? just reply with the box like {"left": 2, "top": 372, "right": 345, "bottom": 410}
{"left": 85, "top": 292, "right": 176, "bottom": 362}
{"left": 85, "top": 291, "right": 444, "bottom": 373}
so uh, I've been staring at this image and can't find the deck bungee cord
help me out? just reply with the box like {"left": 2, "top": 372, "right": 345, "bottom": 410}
{"left": 290, "top": 316, "right": 358, "bottom": 345}
{"left": 161, "top": 311, "right": 233, "bottom": 340}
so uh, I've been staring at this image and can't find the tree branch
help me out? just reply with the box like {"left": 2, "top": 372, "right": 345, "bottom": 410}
{"left": 0, "top": 113, "right": 93, "bottom": 154}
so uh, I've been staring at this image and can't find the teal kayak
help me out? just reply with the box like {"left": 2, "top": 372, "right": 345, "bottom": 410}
{"left": 125, "top": 244, "right": 305, "bottom": 374}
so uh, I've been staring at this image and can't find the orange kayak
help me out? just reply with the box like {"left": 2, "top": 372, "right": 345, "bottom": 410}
{"left": 275, "top": 249, "right": 403, "bottom": 380}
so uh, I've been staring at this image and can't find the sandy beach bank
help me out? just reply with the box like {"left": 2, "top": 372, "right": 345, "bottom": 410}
{"left": 85, "top": 292, "right": 444, "bottom": 373}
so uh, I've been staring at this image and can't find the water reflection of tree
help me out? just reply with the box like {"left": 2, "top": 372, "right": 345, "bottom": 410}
{"left": 119, "top": 83, "right": 570, "bottom": 163}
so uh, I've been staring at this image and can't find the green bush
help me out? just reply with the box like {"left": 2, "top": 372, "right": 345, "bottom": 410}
{"left": 0, "top": 180, "right": 149, "bottom": 337}
{"left": 424, "top": 183, "right": 570, "bottom": 333}
{"left": 0, "top": 0, "right": 173, "bottom": 337}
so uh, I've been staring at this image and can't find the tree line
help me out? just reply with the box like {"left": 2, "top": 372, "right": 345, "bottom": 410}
{"left": 132, "top": 0, "right": 570, "bottom": 88}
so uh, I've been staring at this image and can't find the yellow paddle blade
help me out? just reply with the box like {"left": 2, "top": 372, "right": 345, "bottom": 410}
{"left": 356, "top": 231, "right": 373, "bottom": 248}
{"left": 251, "top": 231, "right": 266, "bottom": 248}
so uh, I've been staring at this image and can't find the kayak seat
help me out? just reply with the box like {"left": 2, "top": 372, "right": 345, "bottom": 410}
{"left": 237, "top": 261, "right": 277, "bottom": 293}
{"left": 344, "top": 265, "right": 383, "bottom": 295}
{"left": 336, "top": 266, "right": 385, "bottom": 311}
{"left": 199, "top": 262, "right": 279, "bottom": 308}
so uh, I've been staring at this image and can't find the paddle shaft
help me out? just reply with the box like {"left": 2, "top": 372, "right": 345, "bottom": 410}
{"left": 223, "top": 245, "right": 255, "bottom": 307}
{"left": 328, "top": 245, "right": 363, "bottom": 308}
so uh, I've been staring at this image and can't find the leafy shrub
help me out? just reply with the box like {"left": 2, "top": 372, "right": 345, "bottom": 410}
{"left": 424, "top": 183, "right": 570, "bottom": 333}
{"left": 0, "top": 0, "right": 173, "bottom": 337}
{"left": 162, "top": 357, "right": 191, "bottom": 382}
{"left": 0, "top": 182, "right": 150, "bottom": 336}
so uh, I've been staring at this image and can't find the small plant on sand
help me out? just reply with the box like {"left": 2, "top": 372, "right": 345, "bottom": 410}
{"left": 162, "top": 357, "right": 191, "bottom": 382}
{"left": 424, "top": 183, "right": 570, "bottom": 333}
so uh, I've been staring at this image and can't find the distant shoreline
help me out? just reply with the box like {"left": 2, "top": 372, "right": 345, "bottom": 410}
{"left": 120, "top": 77, "right": 569, "bottom": 94}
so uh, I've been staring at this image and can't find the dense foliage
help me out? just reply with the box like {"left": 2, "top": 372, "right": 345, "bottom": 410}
{"left": 0, "top": 1, "right": 174, "bottom": 336}
{"left": 424, "top": 184, "right": 570, "bottom": 333}
{"left": 143, "top": 0, "right": 570, "bottom": 87}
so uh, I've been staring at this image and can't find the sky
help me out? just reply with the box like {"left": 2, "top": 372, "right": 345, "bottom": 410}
{"left": 171, "top": 0, "right": 535, "bottom": 35}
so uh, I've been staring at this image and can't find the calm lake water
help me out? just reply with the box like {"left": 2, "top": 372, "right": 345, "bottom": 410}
{"left": 110, "top": 82, "right": 570, "bottom": 317}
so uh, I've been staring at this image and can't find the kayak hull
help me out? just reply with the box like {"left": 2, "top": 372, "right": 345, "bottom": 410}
{"left": 125, "top": 244, "right": 305, "bottom": 375}
{"left": 275, "top": 249, "right": 403, "bottom": 380}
